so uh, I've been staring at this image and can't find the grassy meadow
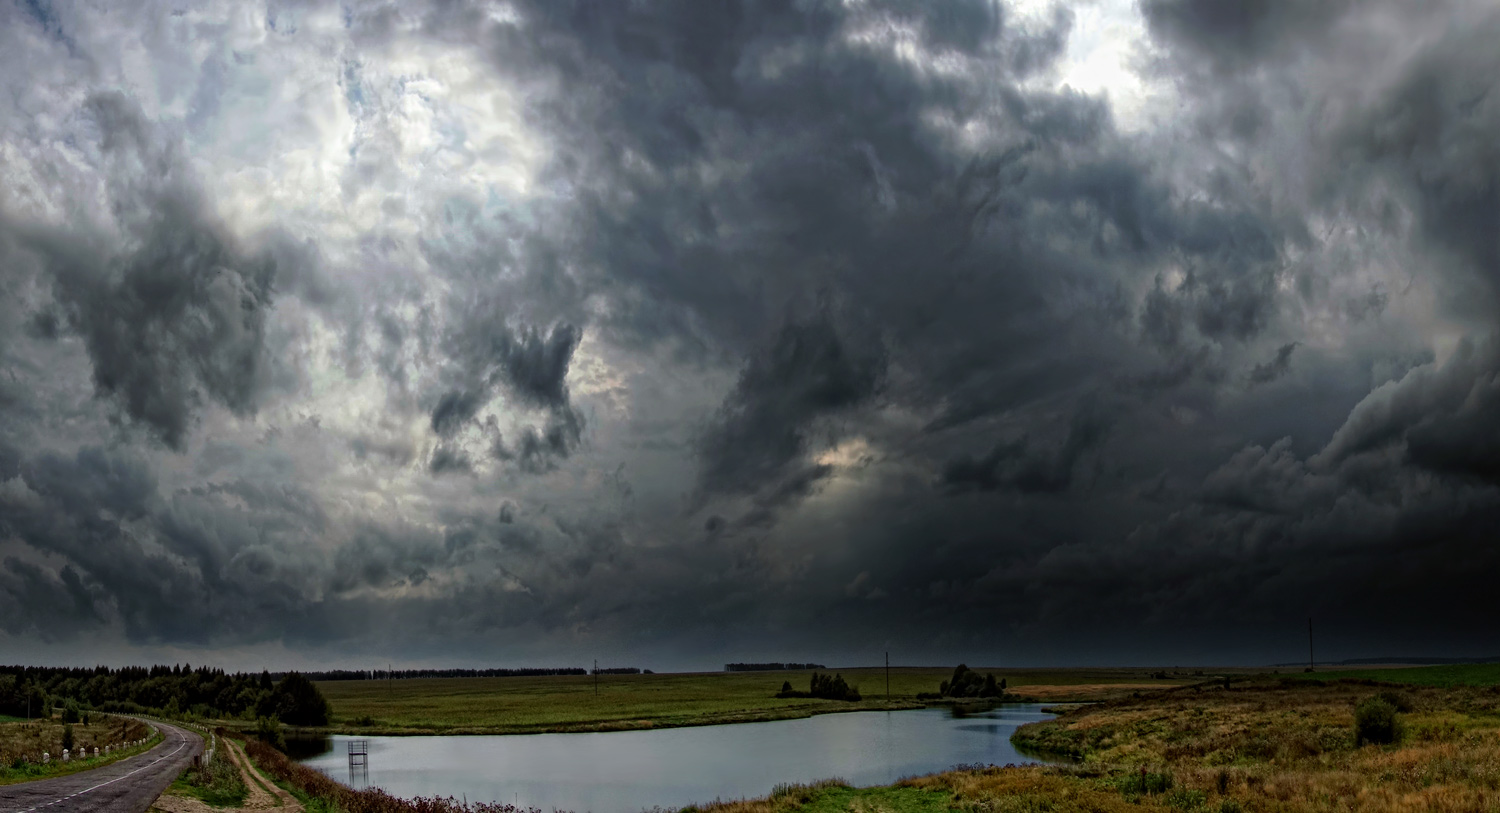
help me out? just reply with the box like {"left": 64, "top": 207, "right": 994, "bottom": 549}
{"left": 1298, "top": 663, "right": 1500, "bottom": 687}
{"left": 312, "top": 667, "right": 1195, "bottom": 735}
{"left": 697, "top": 677, "right": 1500, "bottom": 813}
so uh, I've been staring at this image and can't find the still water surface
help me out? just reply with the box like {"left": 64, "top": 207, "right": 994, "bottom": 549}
{"left": 297, "top": 704, "right": 1057, "bottom": 813}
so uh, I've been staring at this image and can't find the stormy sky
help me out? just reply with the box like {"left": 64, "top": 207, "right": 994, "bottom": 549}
{"left": 1, "top": 0, "right": 1498, "bottom": 671}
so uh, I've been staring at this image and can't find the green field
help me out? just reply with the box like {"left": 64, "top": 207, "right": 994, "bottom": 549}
{"left": 1298, "top": 662, "right": 1500, "bottom": 687}
{"left": 312, "top": 667, "right": 1193, "bottom": 735}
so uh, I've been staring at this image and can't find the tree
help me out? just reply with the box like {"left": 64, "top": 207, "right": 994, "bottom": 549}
{"left": 273, "top": 672, "right": 331, "bottom": 726}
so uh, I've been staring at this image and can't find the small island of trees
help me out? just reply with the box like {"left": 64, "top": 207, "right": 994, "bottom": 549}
{"left": 775, "top": 672, "right": 862, "bottom": 701}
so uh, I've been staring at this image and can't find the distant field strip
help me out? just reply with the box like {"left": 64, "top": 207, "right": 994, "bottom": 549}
{"left": 1299, "top": 663, "right": 1500, "bottom": 687}
{"left": 314, "top": 667, "right": 1194, "bottom": 734}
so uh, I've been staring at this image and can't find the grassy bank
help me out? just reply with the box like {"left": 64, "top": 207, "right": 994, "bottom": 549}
{"left": 0, "top": 717, "right": 158, "bottom": 785}
{"left": 702, "top": 678, "right": 1500, "bottom": 812}
{"left": 240, "top": 733, "right": 538, "bottom": 812}
{"left": 308, "top": 667, "right": 1195, "bottom": 735}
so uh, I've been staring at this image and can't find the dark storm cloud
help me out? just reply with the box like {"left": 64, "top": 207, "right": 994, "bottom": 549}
{"left": 428, "top": 444, "right": 474, "bottom": 476}
{"left": 697, "top": 310, "right": 885, "bottom": 498}
{"left": 428, "top": 309, "right": 586, "bottom": 468}
{"left": 939, "top": 398, "right": 1115, "bottom": 493}
{"left": 1330, "top": 15, "right": 1500, "bottom": 309}
{"left": 430, "top": 389, "right": 485, "bottom": 438}
{"left": 1317, "top": 336, "right": 1500, "bottom": 483}
{"left": 6, "top": 92, "right": 278, "bottom": 449}
{"left": 1140, "top": 0, "right": 1353, "bottom": 70}
{"left": 5, "top": 0, "right": 1500, "bottom": 667}
{"left": 1248, "top": 342, "right": 1297, "bottom": 385}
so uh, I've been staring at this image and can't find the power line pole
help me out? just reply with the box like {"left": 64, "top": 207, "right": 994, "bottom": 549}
{"left": 594, "top": 659, "right": 598, "bottom": 696}
{"left": 1307, "top": 618, "right": 1314, "bottom": 672}
{"left": 885, "top": 652, "right": 890, "bottom": 701}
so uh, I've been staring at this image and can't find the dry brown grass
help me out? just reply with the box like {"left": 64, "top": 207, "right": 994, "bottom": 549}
{"left": 1007, "top": 680, "right": 1500, "bottom": 812}
{"left": 0, "top": 717, "right": 151, "bottom": 764}
{"left": 1005, "top": 683, "right": 1168, "bottom": 701}
{"left": 697, "top": 680, "right": 1500, "bottom": 812}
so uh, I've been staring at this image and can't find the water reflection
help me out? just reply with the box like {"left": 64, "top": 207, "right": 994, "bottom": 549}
{"left": 297, "top": 704, "right": 1060, "bottom": 813}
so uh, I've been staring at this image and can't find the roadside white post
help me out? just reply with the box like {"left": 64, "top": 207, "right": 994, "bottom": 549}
{"left": 42, "top": 752, "right": 49, "bottom": 763}
{"left": 62, "top": 749, "right": 69, "bottom": 762}
{"left": 94, "top": 746, "right": 100, "bottom": 757}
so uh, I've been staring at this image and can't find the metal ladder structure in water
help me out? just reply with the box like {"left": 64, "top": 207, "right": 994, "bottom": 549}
{"left": 347, "top": 739, "right": 370, "bottom": 787}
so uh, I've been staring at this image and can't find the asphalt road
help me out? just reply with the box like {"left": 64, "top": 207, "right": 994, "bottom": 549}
{"left": 0, "top": 720, "right": 202, "bottom": 813}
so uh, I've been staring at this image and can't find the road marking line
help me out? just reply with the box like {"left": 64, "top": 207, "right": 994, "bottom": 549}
{"left": 8, "top": 724, "right": 193, "bottom": 813}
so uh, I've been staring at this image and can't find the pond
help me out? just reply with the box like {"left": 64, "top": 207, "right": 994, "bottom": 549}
{"left": 296, "top": 704, "right": 1059, "bottom": 813}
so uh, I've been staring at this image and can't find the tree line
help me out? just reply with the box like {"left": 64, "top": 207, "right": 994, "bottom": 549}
{"left": 0, "top": 664, "right": 330, "bottom": 726}
{"left": 726, "top": 662, "right": 827, "bottom": 672}
{"left": 302, "top": 667, "right": 589, "bottom": 681}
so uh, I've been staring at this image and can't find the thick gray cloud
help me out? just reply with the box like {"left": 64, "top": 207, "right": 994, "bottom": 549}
{"left": 0, "top": 0, "right": 1497, "bottom": 668}
{"left": 697, "top": 308, "right": 886, "bottom": 500}
{"left": 8, "top": 93, "right": 279, "bottom": 449}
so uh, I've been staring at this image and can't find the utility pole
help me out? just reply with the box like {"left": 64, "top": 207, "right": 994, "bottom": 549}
{"left": 885, "top": 652, "right": 890, "bottom": 701}
{"left": 389, "top": 662, "right": 393, "bottom": 697}
{"left": 1307, "top": 618, "right": 1314, "bottom": 672}
{"left": 594, "top": 659, "right": 598, "bottom": 696}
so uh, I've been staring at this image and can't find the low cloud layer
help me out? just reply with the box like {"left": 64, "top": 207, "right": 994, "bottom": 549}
{"left": 1, "top": 0, "right": 1497, "bottom": 669}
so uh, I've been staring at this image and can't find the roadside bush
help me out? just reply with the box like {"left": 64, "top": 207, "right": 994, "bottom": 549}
{"left": 178, "top": 746, "right": 248, "bottom": 807}
{"left": 61, "top": 724, "right": 73, "bottom": 752}
{"left": 1354, "top": 697, "right": 1401, "bottom": 745}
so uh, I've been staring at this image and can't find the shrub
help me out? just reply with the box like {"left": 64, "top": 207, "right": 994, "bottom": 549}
{"left": 1374, "top": 690, "right": 1414, "bottom": 713}
{"left": 939, "top": 664, "right": 1004, "bottom": 698}
{"left": 180, "top": 746, "right": 248, "bottom": 807}
{"left": 1118, "top": 769, "right": 1174, "bottom": 796}
{"left": 1354, "top": 697, "right": 1401, "bottom": 745}
{"left": 61, "top": 724, "right": 74, "bottom": 752}
{"left": 255, "top": 716, "right": 286, "bottom": 751}
{"left": 809, "top": 673, "right": 861, "bottom": 701}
